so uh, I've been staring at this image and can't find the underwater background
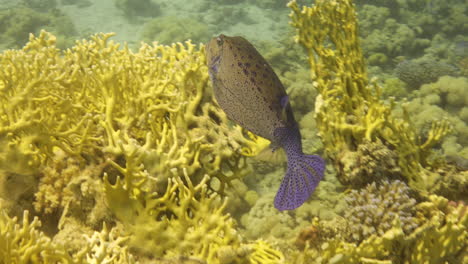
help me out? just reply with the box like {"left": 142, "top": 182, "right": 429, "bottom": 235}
{"left": 0, "top": 0, "right": 466, "bottom": 263}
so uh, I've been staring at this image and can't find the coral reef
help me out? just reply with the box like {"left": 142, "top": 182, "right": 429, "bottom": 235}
{"left": 0, "top": 30, "right": 253, "bottom": 201}
{"left": 0, "top": 210, "right": 70, "bottom": 263}
{"left": 289, "top": 0, "right": 453, "bottom": 195}
{"left": 404, "top": 76, "right": 468, "bottom": 160}
{"left": 293, "top": 217, "right": 348, "bottom": 251}
{"left": 417, "top": 76, "right": 468, "bottom": 118}
{"left": 336, "top": 139, "right": 402, "bottom": 187}
{"left": 395, "top": 58, "right": 459, "bottom": 89}
{"left": 281, "top": 68, "right": 317, "bottom": 117}
{"left": 344, "top": 180, "right": 419, "bottom": 243}
{"left": 141, "top": 16, "right": 210, "bottom": 45}
{"left": 381, "top": 77, "right": 408, "bottom": 99}
{"left": 0, "top": 0, "right": 465, "bottom": 262}
{"left": 355, "top": 0, "right": 468, "bottom": 70}
{"left": 0, "top": 30, "right": 287, "bottom": 263}
{"left": 0, "top": 6, "right": 76, "bottom": 50}
{"left": 290, "top": 195, "right": 467, "bottom": 264}
{"left": 0, "top": 210, "right": 136, "bottom": 263}
{"left": 114, "top": 0, "right": 159, "bottom": 19}
{"left": 22, "top": 0, "right": 58, "bottom": 11}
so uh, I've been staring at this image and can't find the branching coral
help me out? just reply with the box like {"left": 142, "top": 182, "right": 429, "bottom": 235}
{"left": 344, "top": 180, "right": 419, "bottom": 243}
{"left": 0, "top": 210, "right": 70, "bottom": 263}
{"left": 105, "top": 163, "right": 240, "bottom": 260}
{"left": 104, "top": 144, "right": 282, "bottom": 263}
{"left": 0, "top": 210, "right": 137, "bottom": 264}
{"left": 336, "top": 139, "right": 401, "bottom": 187}
{"left": 0, "top": 30, "right": 276, "bottom": 263}
{"left": 303, "top": 195, "right": 467, "bottom": 264}
{"left": 0, "top": 30, "right": 254, "bottom": 210}
{"left": 288, "top": 0, "right": 452, "bottom": 194}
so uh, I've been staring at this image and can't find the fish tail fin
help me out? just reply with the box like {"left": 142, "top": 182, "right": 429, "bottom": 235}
{"left": 274, "top": 154, "right": 325, "bottom": 211}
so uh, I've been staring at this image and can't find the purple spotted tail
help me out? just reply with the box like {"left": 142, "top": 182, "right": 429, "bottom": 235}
{"left": 274, "top": 154, "right": 325, "bottom": 211}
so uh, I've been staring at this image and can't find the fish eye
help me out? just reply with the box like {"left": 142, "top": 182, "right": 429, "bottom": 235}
{"left": 216, "top": 36, "right": 224, "bottom": 46}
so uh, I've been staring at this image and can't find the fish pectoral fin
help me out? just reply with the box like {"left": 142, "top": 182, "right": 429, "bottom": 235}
{"left": 254, "top": 145, "right": 286, "bottom": 164}
{"left": 280, "top": 95, "right": 289, "bottom": 121}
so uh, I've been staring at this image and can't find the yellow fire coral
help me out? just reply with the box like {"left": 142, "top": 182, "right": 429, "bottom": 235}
{"left": 0, "top": 210, "right": 69, "bottom": 263}
{"left": 288, "top": 0, "right": 452, "bottom": 193}
{"left": 0, "top": 30, "right": 255, "bottom": 214}
{"left": 0, "top": 31, "right": 284, "bottom": 264}
{"left": 0, "top": 209, "right": 137, "bottom": 264}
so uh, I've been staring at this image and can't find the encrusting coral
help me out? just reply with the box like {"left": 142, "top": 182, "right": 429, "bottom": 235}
{"left": 288, "top": 0, "right": 453, "bottom": 195}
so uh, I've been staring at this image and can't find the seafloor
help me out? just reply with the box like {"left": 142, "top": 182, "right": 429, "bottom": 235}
{"left": 0, "top": 0, "right": 466, "bottom": 263}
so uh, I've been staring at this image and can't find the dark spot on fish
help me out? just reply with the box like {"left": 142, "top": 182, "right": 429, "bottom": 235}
{"left": 229, "top": 46, "right": 232, "bottom": 50}
{"left": 236, "top": 47, "right": 241, "bottom": 51}
{"left": 250, "top": 77, "right": 255, "bottom": 83}
{"left": 231, "top": 63, "right": 234, "bottom": 67}
{"left": 234, "top": 54, "right": 238, "bottom": 58}
{"left": 262, "top": 73, "right": 267, "bottom": 78}
{"left": 245, "top": 63, "right": 251, "bottom": 68}
{"left": 248, "top": 54, "right": 253, "bottom": 59}
{"left": 241, "top": 56, "right": 245, "bottom": 59}
{"left": 252, "top": 71, "right": 257, "bottom": 77}
{"left": 243, "top": 69, "right": 249, "bottom": 75}
{"left": 238, "top": 62, "right": 243, "bottom": 67}
{"left": 256, "top": 86, "right": 261, "bottom": 92}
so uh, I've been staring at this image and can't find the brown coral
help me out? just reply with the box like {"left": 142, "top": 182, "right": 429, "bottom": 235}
{"left": 336, "top": 139, "right": 402, "bottom": 187}
{"left": 344, "top": 180, "right": 420, "bottom": 243}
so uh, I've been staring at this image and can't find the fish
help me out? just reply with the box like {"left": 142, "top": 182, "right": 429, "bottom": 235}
{"left": 206, "top": 34, "right": 325, "bottom": 211}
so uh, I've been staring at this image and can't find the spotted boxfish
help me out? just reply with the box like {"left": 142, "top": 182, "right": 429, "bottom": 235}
{"left": 206, "top": 34, "right": 325, "bottom": 211}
